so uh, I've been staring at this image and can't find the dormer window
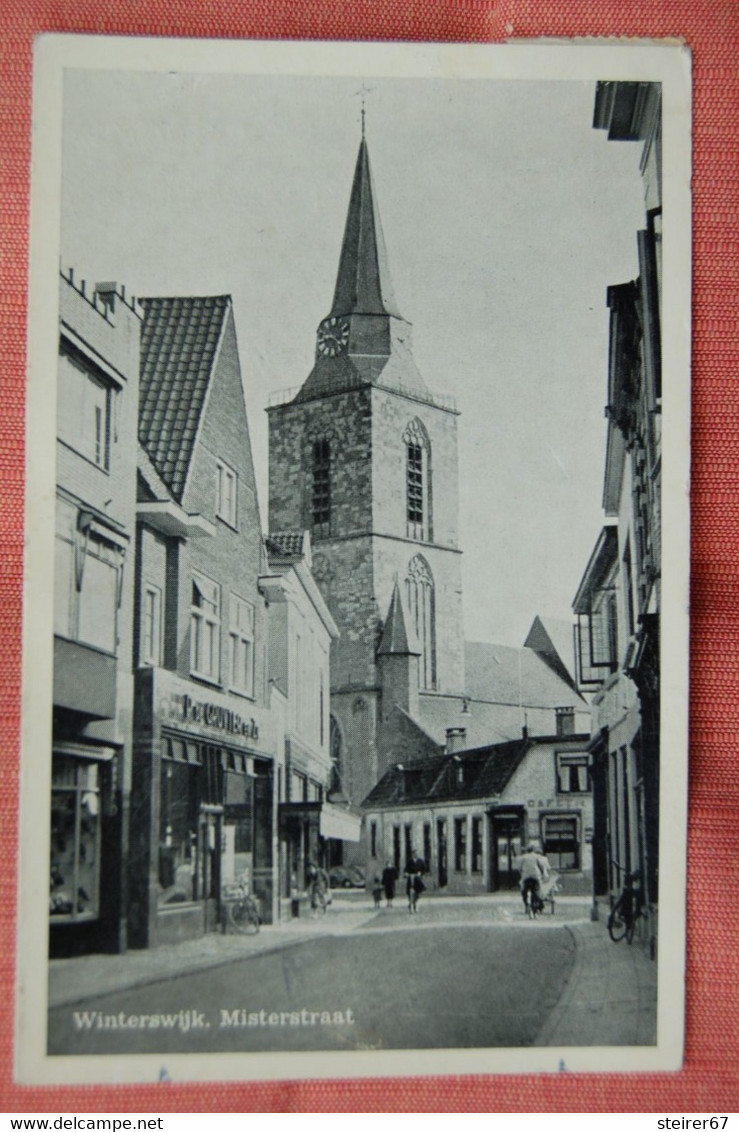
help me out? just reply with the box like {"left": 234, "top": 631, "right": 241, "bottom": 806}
{"left": 216, "top": 460, "right": 238, "bottom": 528}
{"left": 555, "top": 706, "right": 576, "bottom": 736}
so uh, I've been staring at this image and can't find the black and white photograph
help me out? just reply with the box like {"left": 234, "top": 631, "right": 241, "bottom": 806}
{"left": 17, "top": 37, "right": 691, "bottom": 1083}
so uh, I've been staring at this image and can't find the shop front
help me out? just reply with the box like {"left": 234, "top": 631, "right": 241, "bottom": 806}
{"left": 278, "top": 799, "right": 361, "bottom": 907}
{"left": 129, "top": 668, "right": 280, "bottom": 949}
{"left": 49, "top": 734, "right": 126, "bottom": 958}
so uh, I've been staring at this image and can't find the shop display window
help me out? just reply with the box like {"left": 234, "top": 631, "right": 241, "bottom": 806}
{"left": 159, "top": 759, "right": 200, "bottom": 906}
{"left": 541, "top": 813, "right": 580, "bottom": 871}
{"left": 50, "top": 757, "right": 101, "bottom": 920}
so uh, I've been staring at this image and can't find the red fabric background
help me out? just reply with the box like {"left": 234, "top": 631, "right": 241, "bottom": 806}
{"left": 1, "top": 0, "right": 737, "bottom": 1113}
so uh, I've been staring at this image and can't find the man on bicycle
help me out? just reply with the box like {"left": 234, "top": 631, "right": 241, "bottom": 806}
{"left": 519, "top": 841, "right": 550, "bottom": 914}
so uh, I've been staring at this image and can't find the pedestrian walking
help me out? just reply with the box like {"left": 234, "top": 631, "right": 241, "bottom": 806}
{"left": 404, "top": 854, "right": 426, "bottom": 914}
{"left": 381, "top": 860, "right": 398, "bottom": 908}
{"left": 306, "top": 861, "right": 330, "bottom": 917}
{"left": 372, "top": 875, "right": 383, "bottom": 909}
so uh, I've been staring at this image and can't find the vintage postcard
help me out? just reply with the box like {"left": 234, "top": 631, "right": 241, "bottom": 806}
{"left": 17, "top": 36, "right": 691, "bottom": 1084}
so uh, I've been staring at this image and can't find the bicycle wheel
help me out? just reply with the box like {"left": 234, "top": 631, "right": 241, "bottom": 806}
{"left": 608, "top": 899, "right": 627, "bottom": 942}
{"left": 626, "top": 915, "right": 636, "bottom": 945}
{"left": 229, "top": 898, "right": 260, "bottom": 934}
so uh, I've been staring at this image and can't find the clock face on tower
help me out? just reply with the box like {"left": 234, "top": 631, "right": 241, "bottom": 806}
{"left": 317, "top": 316, "right": 350, "bottom": 357}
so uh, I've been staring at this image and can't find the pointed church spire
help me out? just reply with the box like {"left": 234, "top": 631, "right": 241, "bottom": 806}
{"left": 377, "top": 579, "right": 421, "bottom": 656}
{"left": 330, "top": 139, "right": 401, "bottom": 319}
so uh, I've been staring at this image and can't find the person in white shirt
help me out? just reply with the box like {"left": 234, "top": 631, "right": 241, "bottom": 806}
{"left": 519, "top": 841, "right": 550, "bottom": 914}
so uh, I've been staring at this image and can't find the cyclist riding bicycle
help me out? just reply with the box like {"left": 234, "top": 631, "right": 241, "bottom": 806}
{"left": 519, "top": 841, "right": 550, "bottom": 915}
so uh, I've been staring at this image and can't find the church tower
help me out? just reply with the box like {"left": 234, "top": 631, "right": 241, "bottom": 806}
{"left": 268, "top": 135, "right": 465, "bottom": 809}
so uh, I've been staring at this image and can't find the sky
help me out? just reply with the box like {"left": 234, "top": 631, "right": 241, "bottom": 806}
{"left": 60, "top": 68, "right": 647, "bottom": 647}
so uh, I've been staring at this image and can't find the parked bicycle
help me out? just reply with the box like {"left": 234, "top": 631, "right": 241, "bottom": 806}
{"left": 607, "top": 869, "right": 643, "bottom": 944}
{"left": 222, "top": 877, "right": 260, "bottom": 935}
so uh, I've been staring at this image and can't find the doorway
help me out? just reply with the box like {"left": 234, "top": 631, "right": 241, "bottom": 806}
{"left": 199, "top": 807, "right": 222, "bottom": 932}
{"left": 489, "top": 812, "right": 524, "bottom": 890}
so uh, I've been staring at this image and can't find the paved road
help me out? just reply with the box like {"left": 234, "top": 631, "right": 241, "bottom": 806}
{"left": 48, "top": 919, "right": 576, "bottom": 1055}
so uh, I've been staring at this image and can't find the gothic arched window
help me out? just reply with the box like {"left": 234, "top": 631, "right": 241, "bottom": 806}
{"left": 405, "top": 554, "right": 436, "bottom": 690}
{"left": 312, "top": 439, "right": 331, "bottom": 539}
{"left": 403, "top": 419, "right": 432, "bottom": 541}
{"left": 329, "top": 714, "right": 344, "bottom": 796}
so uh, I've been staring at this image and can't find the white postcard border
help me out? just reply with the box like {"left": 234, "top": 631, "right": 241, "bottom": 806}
{"left": 17, "top": 34, "right": 692, "bottom": 1085}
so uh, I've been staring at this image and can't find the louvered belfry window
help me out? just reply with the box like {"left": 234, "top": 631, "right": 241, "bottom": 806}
{"left": 407, "top": 443, "right": 424, "bottom": 525}
{"left": 403, "top": 418, "right": 431, "bottom": 541}
{"left": 312, "top": 440, "right": 331, "bottom": 538}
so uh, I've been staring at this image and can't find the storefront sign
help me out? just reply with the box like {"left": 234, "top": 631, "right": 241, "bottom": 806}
{"left": 182, "top": 694, "right": 259, "bottom": 740}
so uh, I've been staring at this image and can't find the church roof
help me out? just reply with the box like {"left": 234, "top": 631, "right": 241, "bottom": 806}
{"left": 377, "top": 579, "right": 421, "bottom": 656}
{"left": 464, "top": 640, "right": 584, "bottom": 709}
{"left": 523, "top": 614, "right": 578, "bottom": 689}
{"left": 417, "top": 696, "right": 523, "bottom": 748}
{"left": 138, "top": 295, "right": 230, "bottom": 500}
{"left": 330, "top": 138, "right": 401, "bottom": 319}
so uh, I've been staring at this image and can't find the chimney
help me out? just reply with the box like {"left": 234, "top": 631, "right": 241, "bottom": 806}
{"left": 446, "top": 727, "right": 467, "bottom": 754}
{"left": 95, "top": 282, "right": 119, "bottom": 313}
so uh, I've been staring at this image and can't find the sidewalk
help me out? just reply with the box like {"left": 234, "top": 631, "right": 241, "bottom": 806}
{"left": 535, "top": 916, "right": 658, "bottom": 1047}
{"left": 48, "top": 900, "right": 378, "bottom": 1009}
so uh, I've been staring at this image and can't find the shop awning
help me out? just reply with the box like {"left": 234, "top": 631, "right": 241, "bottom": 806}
{"left": 319, "top": 801, "right": 362, "bottom": 842}
{"left": 279, "top": 801, "right": 362, "bottom": 843}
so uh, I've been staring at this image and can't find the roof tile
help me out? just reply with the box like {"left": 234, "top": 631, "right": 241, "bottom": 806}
{"left": 138, "top": 295, "right": 230, "bottom": 501}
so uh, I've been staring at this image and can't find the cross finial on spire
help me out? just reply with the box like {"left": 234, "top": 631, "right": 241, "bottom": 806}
{"left": 353, "top": 82, "right": 375, "bottom": 138}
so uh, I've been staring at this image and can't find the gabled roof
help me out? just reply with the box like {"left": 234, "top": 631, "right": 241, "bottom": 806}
{"left": 464, "top": 641, "right": 585, "bottom": 709}
{"left": 377, "top": 579, "right": 421, "bottom": 657}
{"left": 524, "top": 615, "right": 578, "bottom": 689}
{"left": 138, "top": 295, "right": 230, "bottom": 501}
{"left": 330, "top": 138, "right": 400, "bottom": 319}
{"left": 363, "top": 737, "right": 530, "bottom": 809}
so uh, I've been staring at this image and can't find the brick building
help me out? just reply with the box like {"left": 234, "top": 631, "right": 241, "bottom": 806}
{"left": 51, "top": 271, "right": 141, "bottom": 957}
{"left": 573, "top": 82, "right": 662, "bottom": 951}
{"left": 128, "top": 295, "right": 283, "bottom": 946}
{"left": 268, "top": 137, "right": 589, "bottom": 831}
